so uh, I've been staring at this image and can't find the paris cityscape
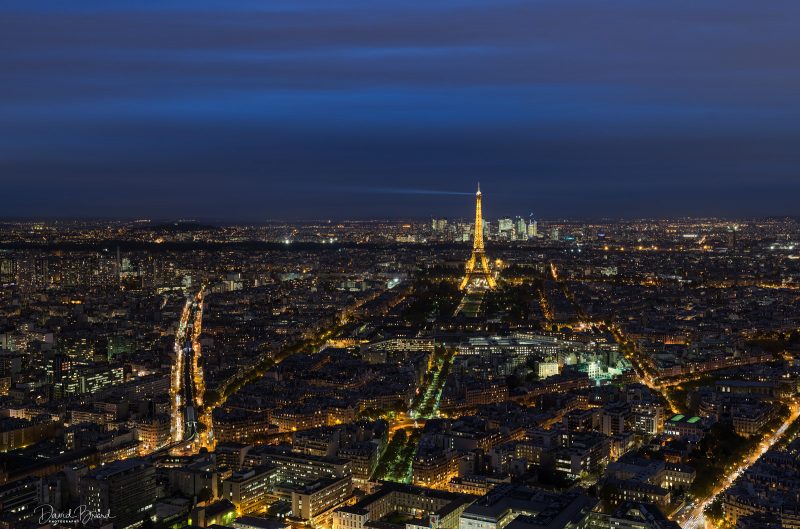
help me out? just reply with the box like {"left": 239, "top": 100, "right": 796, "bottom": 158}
{"left": 3, "top": 1, "right": 800, "bottom": 529}
{"left": 1, "top": 185, "right": 800, "bottom": 529}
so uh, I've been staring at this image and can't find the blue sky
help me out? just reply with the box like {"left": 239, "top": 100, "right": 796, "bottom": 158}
{"left": 2, "top": 0, "right": 799, "bottom": 219}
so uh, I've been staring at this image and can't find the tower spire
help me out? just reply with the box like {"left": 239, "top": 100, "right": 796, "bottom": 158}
{"left": 460, "top": 183, "right": 496, "bottom": 290}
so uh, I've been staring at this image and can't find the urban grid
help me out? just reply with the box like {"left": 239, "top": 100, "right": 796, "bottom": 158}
{"left": 1, "top": 187, "right": 800, "bottom": 529}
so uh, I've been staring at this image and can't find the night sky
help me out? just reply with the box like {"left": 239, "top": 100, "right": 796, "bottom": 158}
{"left": 3, "top": 0, "right": 799, "bottom": 220}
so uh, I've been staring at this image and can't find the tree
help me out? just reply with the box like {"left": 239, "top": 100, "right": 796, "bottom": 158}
{"left": 391, "top": 399, "right": 407, "bottom": 412}
{"left": 393, "top": 429, "right": 408, "bottom": 446}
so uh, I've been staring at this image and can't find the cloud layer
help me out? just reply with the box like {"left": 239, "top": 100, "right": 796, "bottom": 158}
{"left": 2, "top": 0, "right": 799, "bottom": 219}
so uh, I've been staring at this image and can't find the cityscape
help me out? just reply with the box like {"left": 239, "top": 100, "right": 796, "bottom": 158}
{"left": 1, "top": 186, "right": 800, "bottom": 529}
{"left": 3, "top": 1, "right": 800, "bottom": 529}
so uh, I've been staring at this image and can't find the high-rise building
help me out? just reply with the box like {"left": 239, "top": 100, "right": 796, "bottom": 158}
{"left": 0, "top": 257, "right": 16, "bottom": 284}
{"left": 133, "top": 414, "right": 171, "bottom": 455}
{"left": 80, "top": 458, "right": 157, "bottom": 529}
{"left": 291, "top": 476, "right": 352, "bottom": 522}
{"left": 432, "top": 218, "right": 448, "bottom": 233}
{"left": 498, "top": 218, "right": 513, "bottom": 239}
{"left": 515, "top": 217, "right": 528, "bottom": 240}
{"left": 528, "top": 219, "right": 538, "bottom": 238}
{"left": 221, "top": 466, "right": 277, "bottom": 515}
{"left": 0, "top": 477, "right": 43, "bottom": 520}
{"left": 52, "top": 363, "right": 125, "bottom": 398}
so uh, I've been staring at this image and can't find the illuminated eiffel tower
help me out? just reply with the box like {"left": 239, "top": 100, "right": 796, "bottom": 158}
{"left": 460, "top": 183, "right": 497, "bottom": 290}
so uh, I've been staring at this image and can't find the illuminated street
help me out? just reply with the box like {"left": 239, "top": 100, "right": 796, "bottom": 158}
{"left": 168, "top": 288, "right": 212, "bottom": 454}
{"left": 677, "top": 399, "right": 800, "bottom": 529}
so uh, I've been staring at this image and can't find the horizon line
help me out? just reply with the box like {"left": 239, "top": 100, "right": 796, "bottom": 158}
{"left": 0, "top": 215, "right": 797, "bottom": 224}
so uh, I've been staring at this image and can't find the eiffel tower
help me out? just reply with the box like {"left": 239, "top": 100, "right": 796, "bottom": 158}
{"left": 460, "top": 183, "right": 497, "bottom": 290}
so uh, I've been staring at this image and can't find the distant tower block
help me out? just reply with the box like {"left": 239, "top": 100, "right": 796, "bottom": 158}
{"left": 460, "top": 183, "right": 497, "bottom": 290}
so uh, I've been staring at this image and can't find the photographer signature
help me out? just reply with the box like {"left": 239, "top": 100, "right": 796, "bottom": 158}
{"left": 34, "top": 504, "right": 114, "bottom": 525}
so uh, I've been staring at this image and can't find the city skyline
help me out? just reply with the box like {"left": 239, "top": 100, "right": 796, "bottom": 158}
{"left": 1, "top": 212, "right": 799, "bottom": 529}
